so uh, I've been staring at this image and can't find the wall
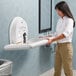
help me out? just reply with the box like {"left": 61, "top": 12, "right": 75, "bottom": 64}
{"left": 0, "top": 0, "right": 55, "bottom": 76}
{"left": 0, "top": 0, "right": 76, "bottom": 76}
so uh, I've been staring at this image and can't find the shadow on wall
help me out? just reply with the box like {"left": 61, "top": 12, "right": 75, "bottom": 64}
{"left": 39, "top": 45, "right": 55, "bottom": 75}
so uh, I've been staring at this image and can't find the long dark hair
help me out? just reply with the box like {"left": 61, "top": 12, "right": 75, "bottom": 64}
{"left": 55, "top": 1, "right": 75, "bottom": 28}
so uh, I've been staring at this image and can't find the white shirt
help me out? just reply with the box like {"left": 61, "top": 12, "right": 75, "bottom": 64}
{"left": 55, "top": 16, "right": 74, "bottom": 43}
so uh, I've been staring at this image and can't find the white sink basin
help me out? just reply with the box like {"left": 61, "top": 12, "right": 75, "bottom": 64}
{"left": 4, "top": 37, "right": 56, "bottom": 51}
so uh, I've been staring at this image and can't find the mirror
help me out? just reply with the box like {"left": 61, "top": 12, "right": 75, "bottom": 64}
{"left": 39, "top": 0, "right": 52, "bottom": 33}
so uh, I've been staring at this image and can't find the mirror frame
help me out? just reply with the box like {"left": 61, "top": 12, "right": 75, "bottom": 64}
{"left": 39, "top": 0, "right": 52, "bottom": 33}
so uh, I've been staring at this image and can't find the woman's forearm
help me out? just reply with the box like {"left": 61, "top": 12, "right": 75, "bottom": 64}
{"left": 52, "top": 34, "right": 65, "bottom": 42}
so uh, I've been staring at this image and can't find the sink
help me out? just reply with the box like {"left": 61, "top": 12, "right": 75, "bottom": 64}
{"left": 0, "top": 59, "right": 12, "bottom": 76}
{"left": 4, "top": 37, "right": 57, "bottom": 51}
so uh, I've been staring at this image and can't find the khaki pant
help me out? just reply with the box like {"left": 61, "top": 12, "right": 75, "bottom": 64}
{"left": 54, "top": 42, "right": 73, "bottom": 76}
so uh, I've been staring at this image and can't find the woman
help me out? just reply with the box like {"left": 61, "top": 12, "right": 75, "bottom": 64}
{"left": 46, "top": 1, "right": 75, "bottom": 76}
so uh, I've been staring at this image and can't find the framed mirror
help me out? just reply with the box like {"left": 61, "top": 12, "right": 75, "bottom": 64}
{"left": 39, "top": 0, "right": 52, "bottom": 33}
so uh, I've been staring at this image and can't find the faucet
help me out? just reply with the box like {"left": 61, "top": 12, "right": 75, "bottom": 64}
{"left": 23, "top": 32, "right": 26, "bottom": 43}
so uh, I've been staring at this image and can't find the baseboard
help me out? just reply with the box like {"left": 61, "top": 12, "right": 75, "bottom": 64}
{"left": 40, "top": 68, "right": 76, "bottom": 76}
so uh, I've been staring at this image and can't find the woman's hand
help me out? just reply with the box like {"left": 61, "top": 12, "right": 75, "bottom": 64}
{"left": 44, "top": 37, "right": 53, "bottom": 45}
{"left": 39, "top": 34, "right": 65, "bottom": 46}
{"left": 46, "top": 38, "right": 53, "bottom": 46}
{"left": 39, "top": 36, "right": 53, "bottom": 45}
{"left": 47, "top": 39, "right": 53, "bottom": 45}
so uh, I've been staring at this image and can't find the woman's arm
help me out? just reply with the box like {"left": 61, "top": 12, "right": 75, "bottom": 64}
{"left": 47, "top": 34, "right": 65, "bottom": 44}
{"left": 47, "top": 18, "right": 73, "bottom": 45}
{"left": 52, "top": 34, "right": 65, "bottom": 42}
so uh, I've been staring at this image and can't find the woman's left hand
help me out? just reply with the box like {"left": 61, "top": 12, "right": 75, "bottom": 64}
{"left": 47, "top": 39, "right": 53, "bottom": 45}
{"left": 44, "top": 37, "right": 53, "bottom": 45}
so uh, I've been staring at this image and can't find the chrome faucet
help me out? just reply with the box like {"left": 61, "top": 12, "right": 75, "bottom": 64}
{"left": 23, "top": 32, "right": 26, "bottom": 43}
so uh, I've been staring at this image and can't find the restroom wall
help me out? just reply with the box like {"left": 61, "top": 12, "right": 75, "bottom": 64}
{"left": 54, "top": 0, "right": 76, "bottom": 69}
{"left": 0, "top": 0, "right": 55, "bottom": 76}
